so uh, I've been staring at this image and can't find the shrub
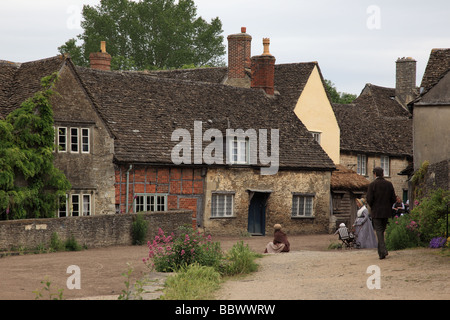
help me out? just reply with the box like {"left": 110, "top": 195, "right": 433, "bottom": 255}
{"left": 131, "top": 213, "right": 148, "bottom": 245}
{"left": 429, "top": 237, "right": 447, "bottom": 248}
{"left": 220, "top": 241, "right": 262, "bottom": 276}
{"left": 411, "top": 188, "right": 449, "bottom": 243}
{"left": 144, "top": 226, "right": 224, "bottom": 272}
{"left": 49, "top": 232, "right": 65, "bottom": 252}
{"left": 64, "top": 234, "right": 82, "bottom": 251}
{"left": 386, "top": 215, "right": 421, "bottom": 251}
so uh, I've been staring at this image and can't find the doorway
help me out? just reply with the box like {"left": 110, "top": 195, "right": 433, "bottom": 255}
{"left": 247, "top": 191, "right": 271, "bottom": 236}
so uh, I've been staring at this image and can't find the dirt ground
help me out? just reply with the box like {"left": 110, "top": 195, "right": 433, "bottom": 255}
{"left": 0, "top": 234, "right": 448, "bottom": 300}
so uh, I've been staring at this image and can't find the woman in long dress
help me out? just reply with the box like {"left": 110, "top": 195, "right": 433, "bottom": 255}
{"left": 353, "top": 198, "right": 377, "bottom": 249}
{"left": 265, "top": 224, "right": 290, "bottom": 253}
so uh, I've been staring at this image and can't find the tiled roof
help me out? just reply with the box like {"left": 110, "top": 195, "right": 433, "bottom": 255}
{"left": 0, "top": 55, "right": 335, "bottom": 170}
{"left": 333, "top": 84, "right": 412, "bottom": 157}
{"left": 419, "top": 48, "right": 450, "bottom": 95}
{"left": 0, "top": 56, "right": 65, "bottom": 118}
{"left": 75, "top": 64, "right": 335, "bottom": 170}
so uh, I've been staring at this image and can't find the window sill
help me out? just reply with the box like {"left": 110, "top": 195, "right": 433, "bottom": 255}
{"left": 210, "top": 216, "right": 236, "bottom": 219}
{"left": 291, "top": 216, "right": 315, "bottom": 219}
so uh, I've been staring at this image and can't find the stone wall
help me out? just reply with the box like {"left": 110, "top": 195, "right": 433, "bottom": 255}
{"left": 340, "top": 152, "right": 410, "bottom": 198}
{"left": 423, "top": 159, "right": 450, "bottom": 195}
{"left": 0, "top": 211, "right": 192, "bottom": 251}
{"left": 52, "top": 64, "right": 116, "bottom": 216}
{"left": 203, "top": 167, "right": 331, "bottom": 236}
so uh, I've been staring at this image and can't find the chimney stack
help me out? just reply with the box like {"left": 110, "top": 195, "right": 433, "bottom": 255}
{"left": 226, "top": 27, "right": 252, "bottom": 86}
{"left": 89, "top": 41, "right": 111, "bottom": 71}
{"left": 251, "top": 38, "right": 276, "bottom": 95}
{"left": 396, "top": 57, "right": 416, "bottom": 107}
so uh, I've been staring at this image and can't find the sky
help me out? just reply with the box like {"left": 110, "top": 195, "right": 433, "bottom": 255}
{"left": 1, "top": 0, "right": 450, "bottom": 95}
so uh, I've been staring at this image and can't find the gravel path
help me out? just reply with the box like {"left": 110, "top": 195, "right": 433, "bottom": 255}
{"left": 214, "top": 248, "right": 450, "bottom": 300}
{"left": 0, "top": 234, "right": 448, "bottom": 300}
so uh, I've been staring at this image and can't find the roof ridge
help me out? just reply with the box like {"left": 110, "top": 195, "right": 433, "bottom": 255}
{"left": 2, "top": 55, "right": 66, "bottom": 68}
{"left": 75, "top": 65, "right": 277, "bottom": 96}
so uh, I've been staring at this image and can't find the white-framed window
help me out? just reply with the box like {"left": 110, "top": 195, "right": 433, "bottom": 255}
{"left": 134, "top": 194, "right": 167, "bottom": 213}
{"left": 71, "top": 194, "right": 80, "bottom": 216}
{"left": 58, "top": 193, "right": 93, "bottom": 217}
{"left": 228, "top": 138, "right": 248, "bottom": 164}
{"left": 211, "top": 192, "right": 234, "bottom": 217}
{"left": 380, "top": 156, "right": 390, "bottom": 177}
{"left": 357, "top": 154, "right": 367, "bottom": 176}
{"left": 311, "top": 131, "right": 321, "bottom": 145}
{"left": 292, "top": 194, "right": 314, "bottom": 218}
{"left": 81, "top": 128, "right": 90, "bottom": 153}
{"left": 57, "top": 127, "right": 67, "bottom": 152}
{"left": 56, "top": 127, "right": 90, "bottom": 154}
{"left": 70, "top": 128, "right": 79, "bottom": 153}
{"left": 82, "top": 194, "right": 91, "bottom": 216}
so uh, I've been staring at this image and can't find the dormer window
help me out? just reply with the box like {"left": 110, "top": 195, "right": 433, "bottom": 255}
{"left": 228, "top": 137, "right": 249, "bottom": 164}
{"left": 311, "top": 131, "right": 321, "bottom": 145}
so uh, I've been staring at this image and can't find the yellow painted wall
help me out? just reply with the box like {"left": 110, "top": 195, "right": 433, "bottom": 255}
{"left": 294, "top": 65, "right": 340, "bottom": 164}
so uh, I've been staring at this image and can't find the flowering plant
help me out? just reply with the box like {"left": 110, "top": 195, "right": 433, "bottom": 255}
{"left": 386, "top": 215, "right": 421, "bottom": 250}
{"left": 429, "top": 237, "right": 447, "bottom": 249}
{"left": 143, "top": 226, "right": 223, "bottom": 272}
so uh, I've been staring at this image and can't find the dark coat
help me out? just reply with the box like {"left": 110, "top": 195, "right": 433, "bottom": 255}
{"left": 366, "top": 177, "right": 396, "bottom": 219}
{"left": 273, "top": 230, "right": 290, "bottom": 252}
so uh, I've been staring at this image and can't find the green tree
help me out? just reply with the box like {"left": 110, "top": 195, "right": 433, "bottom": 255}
{"left": 0, "top": 74, "right": 71, "bottom": 220}
{"left": 324, "top": 80, "right": 357, "bottom": 104}
{"left": 58, "top": 0, "right": 225, "bottom": 70}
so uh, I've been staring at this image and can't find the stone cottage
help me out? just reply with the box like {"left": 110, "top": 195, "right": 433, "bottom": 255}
{"left": 0, "top": 29, "right": 337, "bottom": 236}
{"left": 409, "top": 48, "right": 450, "bottom": 196}
{"left": 332, "top": 58, "right": 415, "bottom": 203}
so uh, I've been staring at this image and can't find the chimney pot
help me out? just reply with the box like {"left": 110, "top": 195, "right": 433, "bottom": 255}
{"left": 101, "top": 41, "right": 106, "bottom": 53}
{"left": 262, "top": 38, "right": 271, "bottom": 55}
{"left": 241, "top": 27, "right": 246, "bottom": 33}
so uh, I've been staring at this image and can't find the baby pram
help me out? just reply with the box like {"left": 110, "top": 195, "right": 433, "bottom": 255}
{"left": 335, "top": 224, "right": 358, "bottom": 249}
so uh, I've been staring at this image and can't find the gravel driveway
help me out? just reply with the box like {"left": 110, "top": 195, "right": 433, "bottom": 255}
{"left": 0, "top": 234, "right": 448, "bottom": 300}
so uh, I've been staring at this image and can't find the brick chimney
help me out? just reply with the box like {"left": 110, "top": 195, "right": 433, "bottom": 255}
{"left": 226, "top": 27, "right": 252, "bottom": 87}
{"left": 251, "top": 38, "right": 276, "bottom": 95}
{"left": 396, "top": 57, "right": 416, "bottom": 107}
{"left": 89, "top": 41, "right": 111, "bottom": 71}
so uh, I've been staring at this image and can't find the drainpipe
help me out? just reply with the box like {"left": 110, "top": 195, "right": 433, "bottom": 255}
{"left": 126, "top": 164, "right": 133, "bottom": 213}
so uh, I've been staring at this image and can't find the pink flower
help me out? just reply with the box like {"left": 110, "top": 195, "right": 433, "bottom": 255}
{"left": 180, "top": 250, "right": 185, "bottom": 256}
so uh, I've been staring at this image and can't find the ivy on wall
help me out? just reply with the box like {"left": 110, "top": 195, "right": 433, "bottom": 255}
{"left": 0, "top": 73, "right": 71, "bottom": 220}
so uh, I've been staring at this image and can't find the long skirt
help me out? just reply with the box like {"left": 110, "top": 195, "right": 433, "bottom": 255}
{"left": 265, "top": 242, "right": 286, "bottom": 253}
{"left": 354, "top": 220, "right": 377, "bottom": 249}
